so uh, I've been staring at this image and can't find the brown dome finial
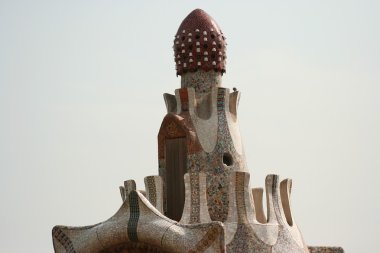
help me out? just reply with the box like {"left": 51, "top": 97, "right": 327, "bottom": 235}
{"left": 174, "top": 9, "right": 227, "bottom": 76}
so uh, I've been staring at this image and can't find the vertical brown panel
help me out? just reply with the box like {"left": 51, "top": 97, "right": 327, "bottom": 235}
{"left": 165, "top": 138, "right": 187, "bottom": 221}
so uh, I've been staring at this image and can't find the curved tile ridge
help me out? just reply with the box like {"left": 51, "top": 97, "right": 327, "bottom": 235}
{"left": 119, "top": 180, "right": 136, "bottom": 202}
{"left": 224, "top": 172, "right": 277, "bottom": 251}
{"left": 180, "top": 172, "right": 212, "bottom": 224}
{"left": 162, "top": 222, "right": 226, "bottom": 253}
{"left": 144, "top": 175, "right": 164, "bottom": 214}
{"left": 224, "top": 172, "right": 279, "bottom": 247}
{"left": 52, "top": 190, "right": 225, "bottom": 253}
{"left": 224, "top": 88, "right": 243, "bottom": 155}
{"left": 266, "top": 175, "right": 307, "bottom": 250}
{"left": 188, "top": 87, "right": 218, "bottom": 153}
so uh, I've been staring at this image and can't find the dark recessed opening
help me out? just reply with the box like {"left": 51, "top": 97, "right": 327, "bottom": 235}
{"left": 195, "top": 34, "right": 200, "bottom": 39}
{"left": 181, "top": 36, "right": 185, "bottom": 41}
{"left": 203, "top": 44, "right": 208, "bottom": 49}
{"left": 222, "top": 153, "right": 233, "bottom": 166}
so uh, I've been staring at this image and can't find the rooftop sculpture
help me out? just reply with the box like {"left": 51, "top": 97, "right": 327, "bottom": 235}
{"left": 52, "top": 9, "right": 344, "bottom": 253}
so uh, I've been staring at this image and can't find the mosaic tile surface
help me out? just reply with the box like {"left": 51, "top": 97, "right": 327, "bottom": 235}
{"left": 173, "top": 9, "right": 227, "bottom": 76}
{"left": 53, "top": 190, "right": 226, "bottom": 253}
{"left": 181, "top": 70, "right": 222, "bottom": 93}
{"left": 52, "top": 8, "right": 343, "bottom": 253}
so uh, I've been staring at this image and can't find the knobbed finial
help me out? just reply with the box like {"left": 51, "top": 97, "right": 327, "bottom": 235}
{"left": 173, "top": 9, "right": 227, "bottom": 76}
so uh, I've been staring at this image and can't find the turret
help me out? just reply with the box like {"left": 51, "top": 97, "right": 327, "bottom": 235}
{"left": 158, "top": 9, "right": 247, "bottom": 222}
{"left": 51, "top": 9, "right": 344, "bottom": 253}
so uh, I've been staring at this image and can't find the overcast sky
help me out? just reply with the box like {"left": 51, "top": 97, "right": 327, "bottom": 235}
{"left": 1, "top": 1, "right": 379, "bottom": 252}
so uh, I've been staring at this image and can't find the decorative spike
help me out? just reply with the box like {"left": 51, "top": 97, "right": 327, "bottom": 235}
{"left": 144, "top": 176, "right": 164, "bottom": 213}
{"left": 226, "top": 172, "right": 255, "bottom": 224}
{"left": 280, "top": 179, "right": 294, "bottom": 226}
{"left": 252, "top": 188, "right": 266, "bottom": 223}
{"left": 119, "top": 179, "right": 136, "bottom": 203}
{"left": 180, "top": 173, "right": 211, "bottom": 224}
{"left": 124, "top": 179, "right": 136, "bottom": 193}
{"left": 163, "top": 93, "right": 177, "bottom": 113}
{"left": 119, "top": 186, "right": 126, "bottom": 202}
{"left": 265, "top": 174, "right": 278, "bottom": 224}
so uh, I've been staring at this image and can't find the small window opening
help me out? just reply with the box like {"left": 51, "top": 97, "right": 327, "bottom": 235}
{"left": 222, "top": 153, "right": 233, "bottom": 166}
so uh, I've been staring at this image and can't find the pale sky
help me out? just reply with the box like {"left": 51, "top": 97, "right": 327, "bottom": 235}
{"left": 1, "top": 1, "right": 379, "bottom": 252}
